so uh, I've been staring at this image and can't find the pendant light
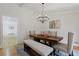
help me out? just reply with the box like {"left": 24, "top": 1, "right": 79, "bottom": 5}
{"left": 37, "top": 3, "right": 49, "bottom": 23}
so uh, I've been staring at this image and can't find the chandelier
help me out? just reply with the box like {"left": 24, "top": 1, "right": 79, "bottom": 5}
{"left": 37, "top": 3, "right": 49, "bottom": 23}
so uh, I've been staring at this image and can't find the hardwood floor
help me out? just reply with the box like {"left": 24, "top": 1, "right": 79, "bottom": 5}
{"left": 0, "top": 47, "right": 17, "bottom": 56}
{"left": 74, "top": 46, "right": 79, "bottom": 51}
{"left": 0, "top": 48, "right": 4, "bottom": 56}
{"left": 0, "top": 44, "right": 24, "bottom": 56}
{"left": 0, "top": 44, "right": 79, "bottom": 56}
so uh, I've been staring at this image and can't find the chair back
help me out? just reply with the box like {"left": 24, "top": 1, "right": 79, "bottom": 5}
{"left": 29, "top": 30, "right": 36, "bottom": 35}
{"left": 48, "top": 31, "right": 57, "bottom": 37}
{"left": 67, "top": 32, "right": 74, "bottom": 54}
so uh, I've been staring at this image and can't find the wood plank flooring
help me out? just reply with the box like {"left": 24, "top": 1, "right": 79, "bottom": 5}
{"left": 0, "top": 47, "right": 17, "bottom": 56}
{"left": 0, "top": 44, "right": 79, "bottom": 56}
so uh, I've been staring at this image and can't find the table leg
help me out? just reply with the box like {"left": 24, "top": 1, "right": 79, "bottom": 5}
{"left": 49, "top": 42, "right": 52, "bottom": 47}
{"left": 34, "top": 38, "right": 40, "bottom": 42}
{"left": 45, "top": 40, "right": 46, "bottom": 44}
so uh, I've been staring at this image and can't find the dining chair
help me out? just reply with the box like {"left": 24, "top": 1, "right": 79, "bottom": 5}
{"left": 40, "top": 31, "right": 57, "bottom": 45}
{"left": 28, "top": 30, "right": 36, "bottom": 39}
{"left": 46, "top": 31, "right": 58, "bottom": 45}
{"left": 48, "top": 31, "right": 57, "bottom": 37}
{"left": 40, "top": 31, "right": 49, "bottom": 44}
{"left": 53, "top": 32, "right": 74, "bottom": 56}
{"left": 29, "top": 30, "right": 36, "bottom": 35}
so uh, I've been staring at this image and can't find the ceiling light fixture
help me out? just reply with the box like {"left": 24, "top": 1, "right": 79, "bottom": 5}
{"left": 37, "top": 3, "right": 49, "bottom": 23}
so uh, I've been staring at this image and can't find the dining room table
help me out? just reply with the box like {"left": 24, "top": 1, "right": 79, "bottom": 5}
{"left": 29, "top": 34, "right": 63, "bottom": 47}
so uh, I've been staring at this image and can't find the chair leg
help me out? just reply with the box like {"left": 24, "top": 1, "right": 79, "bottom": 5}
{"left": 48, "top": 51, "right": 53, "bottom": 56}
{"left": 53, "top": 48, "right": 56, "bottom": 56}
{"left": 69, "top": 51, "right": 74, "bottom": 56}
{"left": 71, "top": 51, "right": 74, "bottom": 56}
{"left": 55, "top": 49, "right": 60, "bottom": 56}
{"left": 57, "top": 49, "right": 59, "bottom": 53}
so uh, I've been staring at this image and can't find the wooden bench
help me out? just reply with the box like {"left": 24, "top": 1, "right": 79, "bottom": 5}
{"left": 24, "top": 39, "right": 53, "bottom": 56}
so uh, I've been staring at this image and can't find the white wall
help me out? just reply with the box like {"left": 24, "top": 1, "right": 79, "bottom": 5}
{"left": 41, "top": 10, "right": 79, "bottom": 45}
{"left": 0, "top": 4, "right": 79, "bottom": 45}
{"left": 0, "top": 5, "right": 43, "bottom": 44}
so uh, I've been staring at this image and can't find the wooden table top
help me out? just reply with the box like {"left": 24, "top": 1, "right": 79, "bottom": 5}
{"left": 29, "top": 34, "right": 63, "bottom": 42}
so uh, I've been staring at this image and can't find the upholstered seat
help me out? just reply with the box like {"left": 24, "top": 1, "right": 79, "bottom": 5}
{"left": 46, "top": 31, "right": 57, "bottom": 45}
{"left": 24, "top": 39, "right": 53, "bottom": 56}
{"left": 53, "top": 43, "right": 67, "bottom": 53}
{"left": 53, "top": 32, "right": 74, "bottom": 56}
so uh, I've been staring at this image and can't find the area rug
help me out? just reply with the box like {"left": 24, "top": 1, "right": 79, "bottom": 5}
{"left": 17, "top": 48, "right": 30, "bottom": 56}
{"left": 17, "top": 48, "right": 79, "bottom": 56}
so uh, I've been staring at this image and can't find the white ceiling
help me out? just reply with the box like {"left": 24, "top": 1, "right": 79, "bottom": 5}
{"left": 0, "top": 3, "right": 79, "bottom": 13}
{"left": 23, "top": 3, "right": 79, "bottom": 12}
